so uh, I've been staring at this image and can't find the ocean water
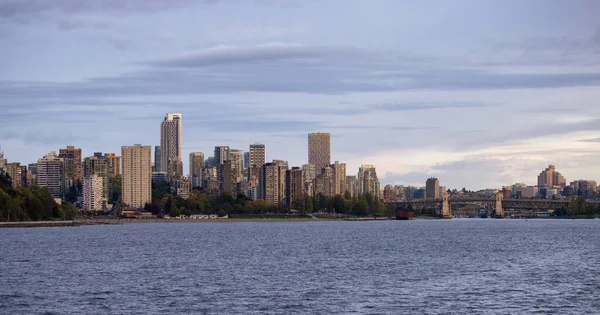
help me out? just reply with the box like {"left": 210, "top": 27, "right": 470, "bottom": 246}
{"left": 1, "top": 219, "right": 600, "bottom": 314}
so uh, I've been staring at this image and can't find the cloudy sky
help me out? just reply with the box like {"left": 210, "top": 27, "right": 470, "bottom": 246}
{"left": 1, "top": 0, "right": 600, "bottom": 189}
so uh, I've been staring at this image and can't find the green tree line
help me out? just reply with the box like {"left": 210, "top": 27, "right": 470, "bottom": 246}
{"left": 146, "top": 180, "right": 388, "bottom": 217}
{"left": 0, "top": 173, "right": 78, "bottom": 222}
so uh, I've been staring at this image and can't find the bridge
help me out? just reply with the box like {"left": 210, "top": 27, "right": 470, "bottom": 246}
{"left": 392, "top": 192, "right": 600, "bottom": 218}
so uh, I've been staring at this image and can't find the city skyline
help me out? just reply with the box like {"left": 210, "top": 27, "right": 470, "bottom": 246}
{"left": 1, "top": 1, "right": 600, "bottom": 189}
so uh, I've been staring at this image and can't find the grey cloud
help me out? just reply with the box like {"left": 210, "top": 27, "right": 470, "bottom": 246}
{"left": 579, "top": 138, "right": 600, "bottom": 143}
{"left": 370, "top": 102, "right": 493, "bottom": 112}
{"left": 145, "top": 44, "right": 363, "bottom": 68}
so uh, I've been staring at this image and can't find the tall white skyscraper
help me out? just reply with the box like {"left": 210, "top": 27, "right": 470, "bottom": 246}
{"left": 37, "top": 151, "right": 65, "bottom": 199}
{"left": 160, "top": 113, "right": 182, "bottom": 173}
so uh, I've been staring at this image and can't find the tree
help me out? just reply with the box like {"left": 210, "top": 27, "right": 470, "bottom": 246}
{"left": 352, "top": 200, "right": 369, "bottom": 216}
{"left": 112, "top": 175, "right": 122, "bottom": 202}
{"left": 344, "top": 191, "right": 351, "bottom": 200}
{"left": 217, "top": 209, "right": 228, "bottom": 217}
{"left": 61, "top": 202, "right": 78, "bottom": 220}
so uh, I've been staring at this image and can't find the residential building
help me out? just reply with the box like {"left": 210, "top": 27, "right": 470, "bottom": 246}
{"left": 345, "top": 175, "right": 357, "bottom": 197}
{"left": 243, "top": 152, "right": 250, "bottom": 169}
{"left": 84, "top": 153, "right": 112, "bottom": 202}
{"left": 383, "top": 185, "right": 396, "bottom": 203}
{"left": 357, "top": 164, "right": 380, "bottom": 198}
{"left": 37, "top": 151, "right": 65, "bottom": 199}
{"left": 58, "top": 145, "right": 83, "bottom": 186}
{"left": 105, "top": 153, "right": 121, "bottom": 177}
{"left": 152, "top": 172, "right": 167, "bottom": 182}
{"left": 218, "top": 160, "right": 234, "bottom": 195}
{"left": 426, "top": 177, "right": 440, "bottom": 199}
{"left": 314, "top": 166, "right": 334, "bottom": 196}
{"left": 166, "top": 158, "right": 183, "bottom": 182}
{"left": 229, "top": 149, "right": 244, "bottom": 183}
{"left": 0, "top": 146, "right": 6, "bottom": 173}
{"left": 308, "top": 132, "right": 331, "bottom": 172}
{"left": 7, "top": 162, "right": 26, "bottom": 189}
{"left": 122, "top": 144, "right": 152, "bottom": 209}
{"left": 27, "top": 163, "right": 38, "bottom": 187}
{"left": 174, "top": 177, "right": 192, "bottom": 199}
{"left": 259, "top": 162, "right": 286, "bottom": 207}
{"left": 404, "top": 186, "right": 418, "bottom": 200}
{"left": 521, "top": 186, "right": 538, "bottom": 199}
{"left": 153, "top": 145, "right": 161, "bottom": 172}
{"left": 537, "top": 165, "right": 566, "bottom": 188}
{"left": 302, "top": 164, "right": 316, "bottom": 185}
{"left": 286, "top": 167, "right": 303, "bottom": 209}
{"left": 205, "top": 156, "right": 215, "bottom": 168}
{"left": 159, "top": 113, "right": 182, "bottom": 173}
{"left": 84, "top": 174, "right": 106, "bottom": 211}
{"left": 214, "top": 146, "right": 230, "bottom": 167}
{"left": 189, "top": 152, "right": 205, "bottom": 188}
{"left": 249, "top": 143, "right": 266, "bottom": 168}
{"left": 570, "top": 180, "right": 598, "bottom": 197}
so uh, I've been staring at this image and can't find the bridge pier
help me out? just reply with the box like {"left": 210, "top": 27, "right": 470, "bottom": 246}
{"left": 494, "top": 192, "right": 504, "bottom": 218}
{"left": 442, "top": 192, "right": 451, "bottom": 219}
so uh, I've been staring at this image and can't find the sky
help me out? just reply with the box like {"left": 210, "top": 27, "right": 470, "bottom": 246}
{"left": 1, "top": 0, "right": 600, "bottom": 190}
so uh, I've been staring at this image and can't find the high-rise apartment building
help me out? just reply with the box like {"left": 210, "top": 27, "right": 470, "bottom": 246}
{"left": 570, "top": 180, "right": 598, "bottom": 197}
{"left": 331, "top": 161, "right": 346, "bottom": 195}
{"left": 249, "top": 143, "right": 266, "bottom": 168}
{"left": 302, "top": 164, "right": 316, "bottom": 184}
{"left": 0, "top": 146, "right": 6, "bottom": 173}
{"left": 218, "top": 160, "right": 234, "bottom": 195}
{"left": 153, "top": 145, "right": 161, "bottom": 172}
{"left": 243, "top": 152, "right": 250, "bottom": 169}
{"left": 286, "top": 167, "right": 303, "bottom": 209}
{"left": 122, "top": 144, "right": 152, "bottom": 209}
{"left": 27, "top": 163, "right": 37, "bottom": 187}
{"left": 537, "top": 165, "right": 566, "bottom": 187}
{"left": 345, "top": 175, "right": 357, "bottom": 197}
{"left": 308, "top": 132, "right": 331, "bottom": 172}
{"left": 229, "top": 149, "right": 244, "bottom": 183}
{"left": 160, "top": 113, "right": 182, "bottom": 173}
{"left": 105, "top": 153, "right": 121, "bottom": 177}
{"left": 357, "top": 164, "right": 380, "bottom": 198}
{"left": 6, "top": 162, "right": 26, "bottom": 189}
{"left": 383, "top": 185, "right": 396, "bottom": 203}
{"left": 259, "top": 162, "right": 280, "bottom": 206}
{"left": 314, "top": 166, "right": 334, "bottom": 196}
{"left": 214, "top": 146, "right": 230, "bottom": 167}
{"left": 189, "top": 152, "right": 205, "bottom": 188}
{"left": 84, "top": 153, "right": 112, "bottom": 202}
{"left": 84, "top": 174, "right": 106, "bottom": 211}
{"left": 166, "top": 158, "right": 183, "bottom": 182}
{"left": 58, "top": 145, "right": 83, "bottom": 186}
{"left": 37, "top": 151, "right": 65, "bottom": 199}
{"left": 426, "top": 177, "right": 440, "bottom": 199}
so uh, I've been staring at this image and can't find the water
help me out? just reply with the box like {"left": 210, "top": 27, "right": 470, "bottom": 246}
{"left": 1, "top": 219, "right": 600, "bottom": 314}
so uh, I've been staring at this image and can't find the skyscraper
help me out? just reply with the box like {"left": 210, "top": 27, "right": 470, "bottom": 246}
{"left": 229, "top": 149, "right": 244, "bottom": 183}
{"left": 358, "top": 164, "right": 380, "bottom": 198}
{"left": 426, "top": 177, "right": 440, "bottom": 199}
{"left": 218, "top": 160, "right": 234, "bottom": 195}
{"left": 308, "top": 132, "right": 330, "bottom": 172}
{"left": 259, "top": 162, "right": 282, "bottom": 207}
{"left": 105, "top": 153, "right": 121, "bottom": 177}
{"left": 160, "top": 113, "right": 182, "bottom": 173}
{"left": 84, "top": 153, "right": 112, "bottom": 203}
{"left": 286, "top": 167, "right": 303, "bottom": 209}
{"left": 249, "top": 143, "right": 266, "bottom": 168}
{"left": 122, "top": 144, "right": 152, "bottom": 209}
{"left": 154, "top": 145, "right": 161, "bottom": 172}
{"left": 243, "top": 152, "right": 250, "bottom": 169}
{"left": 331, "top": 161, "right": 346, "bottom": 195}
{"left": 189, "top": 152, "right": 205, "bottom": 188}
{"left": 537, "top": 165, "right": 566, "bottom": 188}
{"left": 214, "top": 146, "right": 230, "bottom": 167}
{"left": 84, "top": 174, "right": 106, "bottom": 211}
{"left": 6, "top": 162, "right": 26, "bottom": 189}
{"left": 37, "top": 151, "right": 65, "bottom": 199}
{"left": 58, "top": 145, "right": 83, "bottom": 186}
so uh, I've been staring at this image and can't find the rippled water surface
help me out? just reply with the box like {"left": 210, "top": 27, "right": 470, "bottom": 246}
{"left": 1, "top": 219, "right": 600, "bottom": 314}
